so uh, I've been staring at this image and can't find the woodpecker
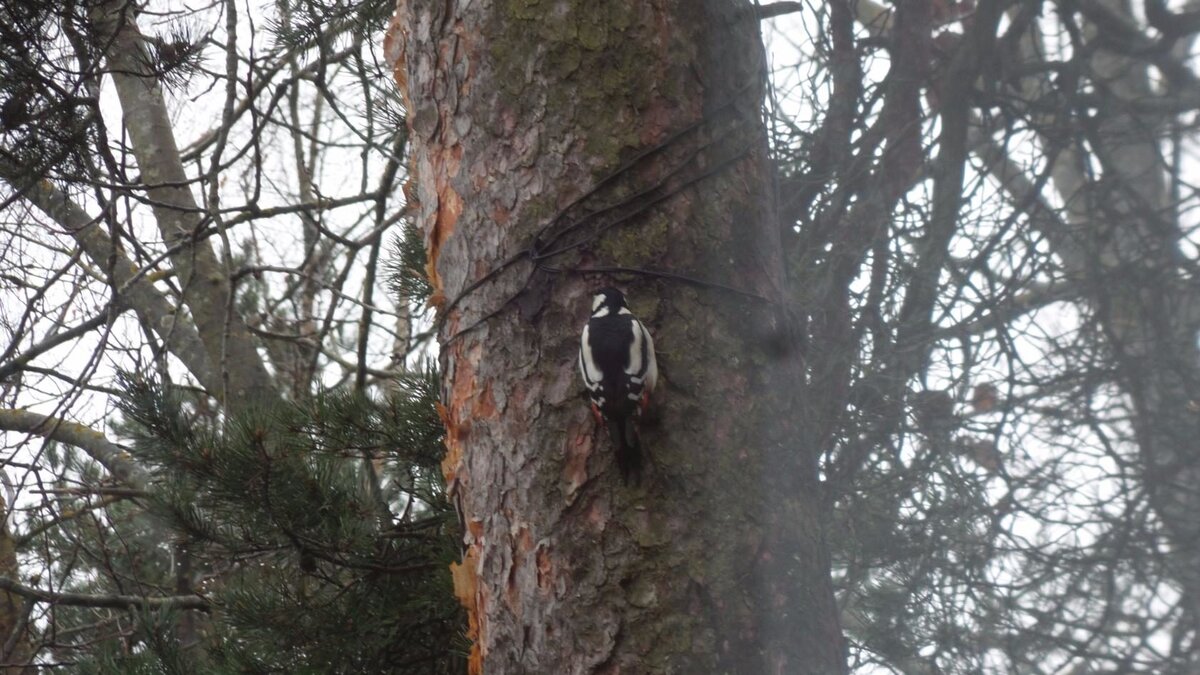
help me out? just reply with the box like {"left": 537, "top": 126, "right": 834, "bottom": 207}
{"left": 578, "top": 287, "right": 658, "bottom": 482}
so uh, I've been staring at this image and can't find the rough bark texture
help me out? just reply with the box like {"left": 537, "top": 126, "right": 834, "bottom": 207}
{"left": 389, "top": 1, "right": 845, "bottom": 672}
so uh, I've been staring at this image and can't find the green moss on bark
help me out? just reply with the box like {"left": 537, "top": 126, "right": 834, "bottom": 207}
{"left": 490, "top": 0, "right": 657, "bottom": 171}
{"left": 597, "top": 212, "right": 671, "bottom": 265}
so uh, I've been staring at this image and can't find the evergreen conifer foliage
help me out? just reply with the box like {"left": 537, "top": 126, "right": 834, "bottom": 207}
{"left": 83, "top": 370, "right": 466, "bottom": 673}
{"left": 0, "top": 0, "right": 463, "bottom": 669}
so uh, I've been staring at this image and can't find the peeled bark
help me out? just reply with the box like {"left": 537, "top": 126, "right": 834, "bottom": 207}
{"left": 389, "top": 0, "right": 845, "bottom": 672}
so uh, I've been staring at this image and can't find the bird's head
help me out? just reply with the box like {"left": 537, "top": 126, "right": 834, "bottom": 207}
{"left": 590, "top": 287, "right": 629, "bottom": 317}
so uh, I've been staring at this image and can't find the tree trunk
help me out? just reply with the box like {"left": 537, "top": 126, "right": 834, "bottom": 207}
{"left": 389, "top": 0, "right": 846, "bottom": 672}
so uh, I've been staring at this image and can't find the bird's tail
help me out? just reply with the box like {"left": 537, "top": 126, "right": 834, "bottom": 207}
{"left": 606, "top": 415, "right": 642, "bottom": 484}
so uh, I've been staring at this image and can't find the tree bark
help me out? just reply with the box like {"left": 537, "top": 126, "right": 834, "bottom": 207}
{"left": 389, "top": 1, "right": 845, "bottom": 672}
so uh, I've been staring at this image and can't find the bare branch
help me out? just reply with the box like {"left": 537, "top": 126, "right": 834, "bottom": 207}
{"left": 755, "top": 2, "right": 804, "bottom": 20}
{"left": 0, "top": 313, "right": 107, "bottom": 385}
{"left": 0, "top": 576, "right": 208, "bottom": 612}
{"left": 0, "top": 409, "right": 146, "bottom": 491}
{"left": 91, "top": 0, "right": 276, "bottom": 410}
{"left": 0, "top": 162, "right": 222, "bottom": 396}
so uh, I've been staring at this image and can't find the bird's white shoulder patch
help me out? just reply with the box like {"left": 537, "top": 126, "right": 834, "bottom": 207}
{"left": 625, "top": 318, "right": 644, "bottom": 376}
{"left": 579, "top": 323, "right": 602, "bottom": 389}
{"left": 641, "top": 322, "right": 658, "bottom": 393}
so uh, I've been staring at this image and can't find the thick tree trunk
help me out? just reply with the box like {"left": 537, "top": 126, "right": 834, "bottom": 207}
{"left": 390, "top": 1, "right": 845, "bottom": 672}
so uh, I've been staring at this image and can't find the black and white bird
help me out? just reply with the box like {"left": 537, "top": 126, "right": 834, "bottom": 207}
{"left": 578, "top": 287, "right": 658, "bottom": 482}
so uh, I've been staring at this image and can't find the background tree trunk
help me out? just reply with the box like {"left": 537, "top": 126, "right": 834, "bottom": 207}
{"left": 390, "top": 0, "right": 846, "bottom": 672}
{"left": 92, "top": 0, "right": 277, "bottom": 412}
{"left": 0, "top": 494, "right": 31, "bottom": 675}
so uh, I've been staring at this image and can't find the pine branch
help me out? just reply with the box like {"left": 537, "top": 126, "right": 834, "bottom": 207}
{"left": 0, "top": 577, "right": 208, "bottom": 612}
